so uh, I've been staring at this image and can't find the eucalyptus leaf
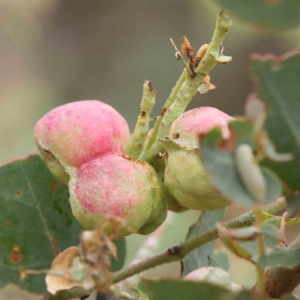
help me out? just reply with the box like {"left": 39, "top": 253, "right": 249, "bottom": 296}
{"left": 286, "top": 194, "right": 300, "bottom": 218}
{"left": 201, "top": 121, "right": 282, "bottom": 207}
{"left": 207, "top": 255, "right": 222, "bottom": 269}
{"left": 259, "top": 247, "right": 300, "bottom": 269}
{"left": 110, "top": 238, "right": 126, "bottom": 272}
{"left": 183, "top": 209, "right": 225, "bottom": 276}
{"left": 217, "top": 223, "right": 255, "bottom": 263}
{"left": 202, "top": 143, "right": 255, "bottom": 207}
{"left": 0, "top": 155, "right": 126, "bottom": 294}
{"left": 281, "top": 295, "right": 300, "bottom": 300}
{"left": 222, "top": 289, "right": 267, "bottom": 300}
{"left": 214, "top": 0, "right": 300, "bottom": 31}
{"left": 218, "top": 220, "right": 280, "bottom": 264}
{"left": 228, "top": 120, "right": 256, "bottom": 149}
{"left": 0, "top": 155, "right": 81, "bottom": 293}
{"left": 262, "top": 211, "right": 300, "bottom": 226}
{"left": 140, "top": 279, "right": 232, "bottom": 300}
{"left": 261, "top": 167, "right": 282, "bottom": 203}
{"left": 251, "top": 50, "right": 300, "bottom": 191}
{"left": 211, "top": 250, "right": 230, "bottom": 272}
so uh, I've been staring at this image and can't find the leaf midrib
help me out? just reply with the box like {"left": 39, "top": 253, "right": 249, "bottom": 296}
{"left": 20, "top": 161, "right": 58, "bottom": 259}
{"left": 263, "top": 69, "right": 300, "bottom": 152}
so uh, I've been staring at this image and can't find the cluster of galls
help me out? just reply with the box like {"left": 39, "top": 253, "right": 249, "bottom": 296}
{"left": 34, "top": 101, "right": 232, "bottom": 237}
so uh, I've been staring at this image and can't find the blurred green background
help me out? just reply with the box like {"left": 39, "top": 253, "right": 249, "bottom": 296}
{"left": 1, "top": 0, "right": 300, "bottom": 298}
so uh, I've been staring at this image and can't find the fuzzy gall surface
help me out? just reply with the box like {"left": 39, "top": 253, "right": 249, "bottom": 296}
{"left": 69, "top": 155, "right": 167, "bottom": 237}
{"left": 164, "top": 148, "right": 232, "bottom": 210}
{"left": 169, "top": 106, "right": 233, "bottom": 148}
{"left": 144, "top": 129, "right": 187, "bottom": 213}
{"left": 151, "top": 158, "right": 187, "bottom": 213}
{"left": 164, "top": 106, "right": 233, "bottom": 211}
{"left": 34, "top": 100, "right": 130, "bottom": 182}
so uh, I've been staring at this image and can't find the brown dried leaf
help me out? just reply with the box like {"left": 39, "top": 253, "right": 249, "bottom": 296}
{"left": 181, "top": 36, "right": 195, "bottom": 59}
{"left": 197, "top": 75, "right": 216, "bottom": 94}
{"left": 81, "top": 216, "right": 125, "bottom": 265}
{"left": 0, "top": 284, "right": 43, "bottom": 300}
{"left": 78, "top": 216, "right": 126, "bottom": 291}
{"left": 210, "top": 50, "right": 232, "bottom": 64}
{"left": 46, "top": 217, "right": 125, "bottom": 294}
{"left": 181, "top": 36, "right": 201, "bottom": 69}
{"left": 45, "top": 246, "right": 82, "bottom": 295}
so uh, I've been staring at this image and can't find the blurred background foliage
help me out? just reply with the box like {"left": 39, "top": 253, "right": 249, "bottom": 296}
{"left": 1, "top": 0, "right": 300, "bottom": 298}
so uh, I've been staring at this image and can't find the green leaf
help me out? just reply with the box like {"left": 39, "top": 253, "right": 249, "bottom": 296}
{"left": 88, "top": 291, "right": 96, "bottom": 300}
{"left": 218, "top": 220, "right": 280, "bottom": 264}
{"left": 202, "top": 144, "right": 254, "bottom": 207}
{"left": 286, "top": 194, "right": 300, "bottom": 218}
{"left": 110, "top": 238, "right": 126, "bottom": 272}
{"left": 214, "top": 0, "right": 300, "bottom": 31}
{"left": 259, "top": 246, "right": 300, "bottom": 269}
{"left": 0, "top": 155, "right": 126, "bottom": 293}
{"left": 289, "top": 231, "right": 300, "bottom": 249}
{"left": 260, "top": 219, "right": 282, "bottom": 251}
{"left": 50, "top": 287, "right": 87, "bottom": 300}
{"left": 211, "top": 250, "right": 230, "bottom": 272}
{"left": 251, "top": 50, "right": 300, "bottom": 192}
{"left": 281, "top": 295, "right": 300, "bottom": 300}
{"left": 207, "top": 255, "right": 222, "bottom": 269}
{"left": 140, "top": 279, "right": 231, "bottom": 300}
{"left": 223, "top": 290, "right": 267, "bottom": 300}
{"left": 261, "top": 167, "right": 282, "bottom": 203}
{"left": 141, "top": 279, "right": 269, "bottom": 300}
{"left": 183, "top": 209, "right": 225, "bottom": 276}
{"left": 202, "top": 127, "right": 223, "bottom": 147}
{"left": 201, "top": 120, "right": 282, "bottom": 207}
{"left": 262, "top": 211, "right": 300, "bottom": 226}
{"left": 228, "top": 120, "right": 256, "bottom": 148}
{"left": 217, "top": 224, "right": 256, "bottom": 263}
{"left": 260, "top": 219, "right": 281, "bottom": 240}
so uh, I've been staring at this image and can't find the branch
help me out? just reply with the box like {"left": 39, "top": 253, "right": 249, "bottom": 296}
{"left": 254, "top": 207, "right": 266, "bottom": 294}
{"left": 139, "top": 10, "right": 232, "bottom": 164}
{"left": 112, "top": 198, "right": 286, "bottom": 283}
{"left": 130, "top": 80, "right": 156, "bottom": 158}
{"left": 141, "top": 70, "right": 187, "bottom": 154}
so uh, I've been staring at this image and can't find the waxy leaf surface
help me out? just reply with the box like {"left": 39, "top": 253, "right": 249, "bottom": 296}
{"left": 0, "top": 155, "right": 125, "bottom": 293}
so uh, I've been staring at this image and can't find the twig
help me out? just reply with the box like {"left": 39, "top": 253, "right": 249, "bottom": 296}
{"left": 280, "top": 212, "right": 288, "bottom": 247}
{"left": 130, "top": 80, "right": 156, "bottom": 158}
{"left": 112, "top": 198, "right": 285, "bottom": 283}
{"left": 140, "top": 70, "right": 187, "bottom": 154}
{"left": 140, "top": 10, "right": 232, "bottom": 164}
{"left": 254, "top": 207, "right": 266, "bottom": 294}
{"left": 169, "top": 38, "right": 194, "bottom": 76}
